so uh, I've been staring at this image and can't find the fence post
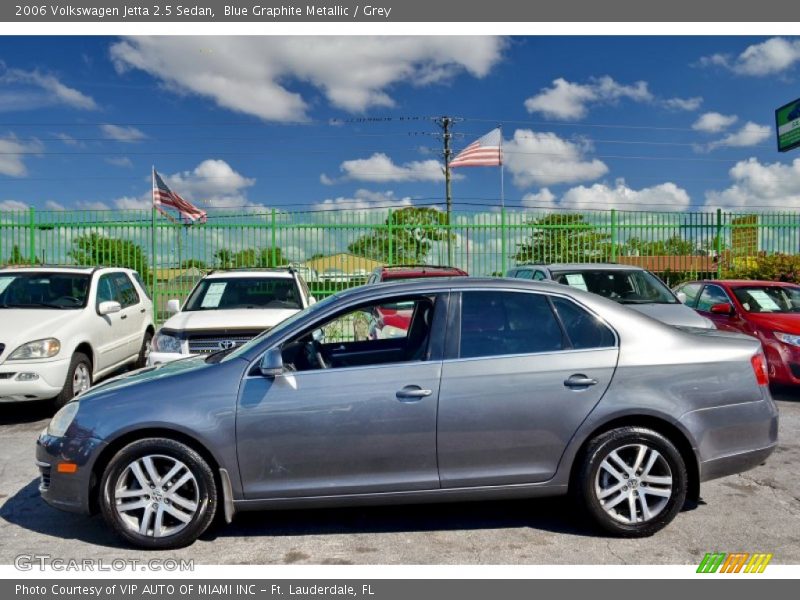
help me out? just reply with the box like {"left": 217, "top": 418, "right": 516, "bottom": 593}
{"left": 500, "top": 208, "right": 507, "bottom": 275}
{"left": 28, "top": 206, "right": 36, "bottom": 265}
{"left": 387, "top": 209, "right": 393, "bottom": 266}
{"left": 716, "top": 208, "right": 723, "bottom": 279}
{"left": 151, "top": 207, "right": 158, "bottom": 323}
{"left": 271, "top": 208, "right": 277, "bottom": 266}
{"left": 610, "top": 209, "right": 618, "bottom": 262}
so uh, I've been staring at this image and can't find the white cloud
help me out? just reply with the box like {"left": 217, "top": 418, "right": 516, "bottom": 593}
{"left": 110, "top": 37, "right": 505, "bottom": 121}
{"left": 0, "top": 200, "right": 28, "bottom": 211}
{"left": 101, "top": 124, "right": 147, "bottom": 142}
{"left": 163, "top": 159, "right": 257, "bottom": 209}
{"left": 0, "top": 135, "right": 43, "bottom": 177}
{"left": 692, "top": 112, "right": 738, "bottom": 133}
{"left": 524, "top": 76, "right": 652, "bottom": 120}
{"left": 314, "top": 189, "right": 413, "bottom": 212}
{"left": 331, "top": 152, "right": 447, "bottom": 184}
{"left": 698, "top": 37, "right": 800, "bottom": 76}
{"left": 76, "top": 200, "right": 111, "bottom": 210}
{"left": 503, "top": 129, "right": 608, "bottom": 187}
{"left": 520, "top": 188, "right": 558, "bottom": 210}
{"left": 662, "top": 96, "right": 703, "bottom": 111}
{"left": 105, "top": 156, "right": 134, "bottom": 168}
{"left": 705, "top": 158, "right": 800, "bottom": 210}
{"left": 560, "top": 180, "right": 691, "bottom": 212}
{"left": 44, "top": 200, "right": 66, "bottom": 211}
{"left": 0, "top": 66, "right": 97, "bottom": 111}
{"left": 706, "top": 122, "right": 771, "bottom": 150}
{"left": 54, "top": 133, "right": 83, "bottom": 147}
{"left": 114, "top": 195, "right": 151, "bottom": 210}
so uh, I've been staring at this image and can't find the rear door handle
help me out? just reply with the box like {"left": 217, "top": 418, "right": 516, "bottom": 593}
{"left": 120, "top": 314, "right": 128, "bottom": 320}
{"left": 564, "top": 374, "right": 598, "bottom": 388}
{"left": 140, "top": 308, "right": 146, "bottom": 313}
{"left": 396, "top": 386, "right": 432, "bottom": 401}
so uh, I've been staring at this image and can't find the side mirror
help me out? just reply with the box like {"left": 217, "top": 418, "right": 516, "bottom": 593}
{"left": 710, "top": 302, "right": 734, "bottom": 315}
{"left": 676, "top": 291, "right": 688, "bottom": 304}
{"left": 167, "top": 299, "right": 181, "bottom": 314}
{"left": 258, "top": 347, "right": 284, "bottom": 378}
{"left": 308, "top": 296, "right": 317, "bottom": 305}
{"left": 97, "top": 300, "right": 121, "bottom": 316}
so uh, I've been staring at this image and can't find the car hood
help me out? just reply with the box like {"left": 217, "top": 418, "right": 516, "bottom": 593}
{"left": 78, "top": 355, "right": 212, "bottom": 400}
{"left": 625, "top": 303, "right": 714, "bottom": 328}
{"left": 744, "top": 312, "right": 800, "bottom": 333}
{"left": 0, "top": 308, "right": 83, "bottom": 363}
{"left": 161, "top": 308, "right": 300, "bottom": 332}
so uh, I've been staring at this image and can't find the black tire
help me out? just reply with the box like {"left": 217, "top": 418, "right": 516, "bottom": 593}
{"left": 136, "top": 330, "right": 153, "bottom": 369}
{"left": 52, "top": 352, "right": 92, "bottom": 409}
{"left": 573, "top": 427, "right": 688, "bottom": 537}
{"left": 99, "top": 438, "right": 218, "bottom": 549}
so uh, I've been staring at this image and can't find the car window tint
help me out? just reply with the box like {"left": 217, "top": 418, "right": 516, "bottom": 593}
{"left": 696, "top": 285, "right": 729, "bottom": 312}
{"left": 533, "top": 270, "right": 546, "bottom": 281}
{"left": 132, "top": 271, "right": 151, "bottom": 300}
{"left": 516, "top": 270, "right": 534, "bottom": 280}
{"left": 96, "top": 275, "right": 116, "bottom": 305}
{"left": 460, "top": 291, "right": 564, "bottom": 358}
{"left": 111, "top": 273, "right": 140, "bottom": 308}
{"left": 678, "top": 282, "right": 702, "bottom": 307}
{"left": 550, "top": 297, "right": 616, "bottom": 349}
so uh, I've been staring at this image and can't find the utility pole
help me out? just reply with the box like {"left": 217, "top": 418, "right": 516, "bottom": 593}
{"left": 434, "top": 116, "right": 460, "bottom": 264}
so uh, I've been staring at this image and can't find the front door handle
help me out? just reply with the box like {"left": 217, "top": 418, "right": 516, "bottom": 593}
{"left": 396, "top": 386, "right": 432, "bottom": 401}
{"left": 120, "top": 314, "right": 128, "bottom": 320}
{"left": 564, "top": 374, "right": 598, "bottom": 388}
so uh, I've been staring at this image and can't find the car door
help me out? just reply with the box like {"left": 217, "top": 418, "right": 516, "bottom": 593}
{"left": 235, "top": 293, "right": 448, "bottom": 499}
{"left": 695, "top": 283, "right": 743, "bottom": 332}
{"left": 437, "top": 290, "right": 619, "bottom": 487}
{"left": 93, "top": 273, "right": 130, "bottom": 371}
{"left": 110, "top": 272, "right": 145, "bottom": 359}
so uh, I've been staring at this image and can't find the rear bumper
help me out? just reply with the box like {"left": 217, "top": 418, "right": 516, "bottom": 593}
{"left": 679, "top": 393, "right": 779, "bottom": 482}
{"left": 0, "top": 357, "right": 70, "bottom": 402}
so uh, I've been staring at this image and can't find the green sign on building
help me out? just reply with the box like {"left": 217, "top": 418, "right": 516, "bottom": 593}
{"left": 776, "top": 97, "right": 800, "bottom": 152}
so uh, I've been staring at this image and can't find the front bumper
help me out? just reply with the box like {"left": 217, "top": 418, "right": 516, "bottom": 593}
{"left": 0, "top": 357, "right": 71, "bottom": 402}
{"left": 680, "top": 392, "right": 779, "bottom": 482}
{"left": 36, "top": 431, "right": 106, "bottom": 514}
{"left": 762, "top": 339, "right": 800, "bottom": 385}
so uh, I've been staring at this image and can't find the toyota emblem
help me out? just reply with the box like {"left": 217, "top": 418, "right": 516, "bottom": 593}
{"left": 218, "top": 340, "right": 236, "bottom": 350}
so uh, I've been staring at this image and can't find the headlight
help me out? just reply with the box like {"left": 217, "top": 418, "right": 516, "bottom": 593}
{"left": 152, "top": 331, "right": 183, "bottom": 354}
{"left": 47, "top": 401, "right": 79, "bottom": 437}
{"left": 8, "top": 338, "right": 61, "bottom": 360}
{"left": 774, "top": 331, "right": 800, "bottom": 347}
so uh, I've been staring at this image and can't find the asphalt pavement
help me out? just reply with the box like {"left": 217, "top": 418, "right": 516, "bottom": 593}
{"left": 1, "top": 392, "right": 798, "bottom": 565}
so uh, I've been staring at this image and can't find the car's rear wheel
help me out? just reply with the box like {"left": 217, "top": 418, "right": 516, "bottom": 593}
{"left": 52, "top": 352, "right": 92, "bottom": 409}
{"left": 99, "top": 438, "right": 217, "bottom": 549}
{"left": 574, "top": 427, "right": 687, "bottom": 537}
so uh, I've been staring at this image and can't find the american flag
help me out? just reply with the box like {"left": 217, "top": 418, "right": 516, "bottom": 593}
{"left": 152, "top": 169, "right": 207, "bottom": 224}
{"left": 450, "top": 128, "right": 502, "bottom": 168}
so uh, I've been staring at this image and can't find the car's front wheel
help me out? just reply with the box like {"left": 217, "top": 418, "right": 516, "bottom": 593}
{"left": 574, "top": 427, "right": 688, "bottom": 537}
{"left": 52, "top": 352, "right": 92, "bottom": 409}
{"left": 99, "top": 438, "right": 217, "bottom": 549}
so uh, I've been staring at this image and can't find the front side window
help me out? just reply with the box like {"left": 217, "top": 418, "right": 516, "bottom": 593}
{"left": 0, "top": 272, "right": 90, "bottom": 309}
{"left": 676, "top": 282, "right": 702, "bottom": 307}
{"left": 183, "top": 277, "right": 302, "bottom": 311}
{"left": 696, "top": 285, "right": 731, "bottom": 312}
{"left": 459, "top": 291, "right": 565, "bottom": 358}
{"left": 279, "top": 296, "right": 437, "bottom": 371}
{"left": 96, "top": 274, "right": 116, "bottom": 305}
{"left": 552, "top": 269, "right": 677, "bottom": 304}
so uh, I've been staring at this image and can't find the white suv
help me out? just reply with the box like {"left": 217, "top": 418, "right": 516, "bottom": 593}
{"left": 0, "top": 266, "right": 155, "bottom": 407}
{"left": 149, "top": 268, "right": 313, "bottom": 365}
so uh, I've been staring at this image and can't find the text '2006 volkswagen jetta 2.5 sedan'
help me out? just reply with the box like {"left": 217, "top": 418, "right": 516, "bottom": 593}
{"left": 37, "top": 278, "right": 778, "bottom": 549}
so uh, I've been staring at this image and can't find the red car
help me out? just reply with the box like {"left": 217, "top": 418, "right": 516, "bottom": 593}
{"left": 674, "top": 279, "right": 800, "bottom": 385}
{"left": 366, "top": 265, "right": 468, "bottom": 337}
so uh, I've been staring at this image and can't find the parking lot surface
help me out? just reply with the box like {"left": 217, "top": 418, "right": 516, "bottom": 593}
{"left": 1, "top": 393, "right": 798, "bottom": 565}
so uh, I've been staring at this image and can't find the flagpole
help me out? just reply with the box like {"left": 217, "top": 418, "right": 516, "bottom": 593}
{"left": 151, "top": 166, "right": 157, "bottom": 305}
{"left": 499, "top": 126, "right": 505, "bottom": 210}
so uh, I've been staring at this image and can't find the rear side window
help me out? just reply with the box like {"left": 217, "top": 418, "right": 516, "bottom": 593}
{"left": 459, "top": 291, "right": 565, "bottom": 358}
{"left": 550, "top": 297, "right": 616, "bottom": 349}
{"left": 111, "top": 273, "right": 140, "bottom": 308}
{"left": 132, "top": 271, "right": 151, "bottom": 300}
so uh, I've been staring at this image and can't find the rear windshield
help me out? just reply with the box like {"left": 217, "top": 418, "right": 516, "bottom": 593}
{"left": 184, "top": 277, "right": 301, "bottom": 311}
{"left": 551, "top": 269, "right": 677, "bottom": 304}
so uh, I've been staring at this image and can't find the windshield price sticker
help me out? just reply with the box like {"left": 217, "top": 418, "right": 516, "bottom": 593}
{"left": 748, "top": 290, "right": 781, "bottom": 311}
{"left": 565, "top": 274, "right": 589, "bottom": 291}
{"left": 201, "top": 282, "right": 227, "bottom": 308}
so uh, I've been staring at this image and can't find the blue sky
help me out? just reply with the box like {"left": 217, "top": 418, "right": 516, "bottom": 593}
{"left": 2, "top": 35, "right": 800, "bottom": 215}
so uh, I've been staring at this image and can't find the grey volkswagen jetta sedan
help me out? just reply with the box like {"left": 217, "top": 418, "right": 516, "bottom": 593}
{"left": 37, "top": 278, "right": 778, "bottom": 549}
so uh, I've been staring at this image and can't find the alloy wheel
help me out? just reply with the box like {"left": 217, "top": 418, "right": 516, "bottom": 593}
{"left": 72, "top": 363, "right": 91, "bottom": 396}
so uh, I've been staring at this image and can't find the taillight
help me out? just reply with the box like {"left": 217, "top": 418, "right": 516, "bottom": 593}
{"left": 751, "top": 352, "right": 769, "bottom": 386}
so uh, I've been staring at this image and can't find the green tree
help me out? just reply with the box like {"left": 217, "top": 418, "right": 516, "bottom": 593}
{"left": 69, "top": 233, "right": 149, "bottom": 281}
{"left": 347, "top": 207, "right": 451, "bottom": 264}
{"left": 180, "top": 258, "right": 208, "bottom": 270}
{"left": 6, "top": 244, "right": 26, "bottom": 265}
{"left": 621, "top": 235, "right": 696, "bottom": 256}
{"left": 514, "top": 213, "right": 611, "bottom": 264}
{"left": 215, "top": 247, "right": 285, "bottom": 268}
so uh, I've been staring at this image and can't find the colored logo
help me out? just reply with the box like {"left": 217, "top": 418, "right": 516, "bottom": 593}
{"left": 697, "top": 552, "right": 773, "bottom": 573}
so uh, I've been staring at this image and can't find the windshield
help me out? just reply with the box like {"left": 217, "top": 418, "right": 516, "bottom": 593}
{"left": 0, "top": 272, "right": 91, "bottom": 309}
{"left": 184, "top": 277, "right": 302, "bottom": 311}
{"left": 221, "top": 293, "right": 340, "bottom": 362}
{"left": 733, "top": 286, "right": 800, "bottom": 313}
{"left": 551, "top": 269, "right": 677, "bottom": 304}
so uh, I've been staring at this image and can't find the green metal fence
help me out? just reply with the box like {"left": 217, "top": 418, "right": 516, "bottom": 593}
{"left": 1, "top": 206, "right": 798, "bottom": 322}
